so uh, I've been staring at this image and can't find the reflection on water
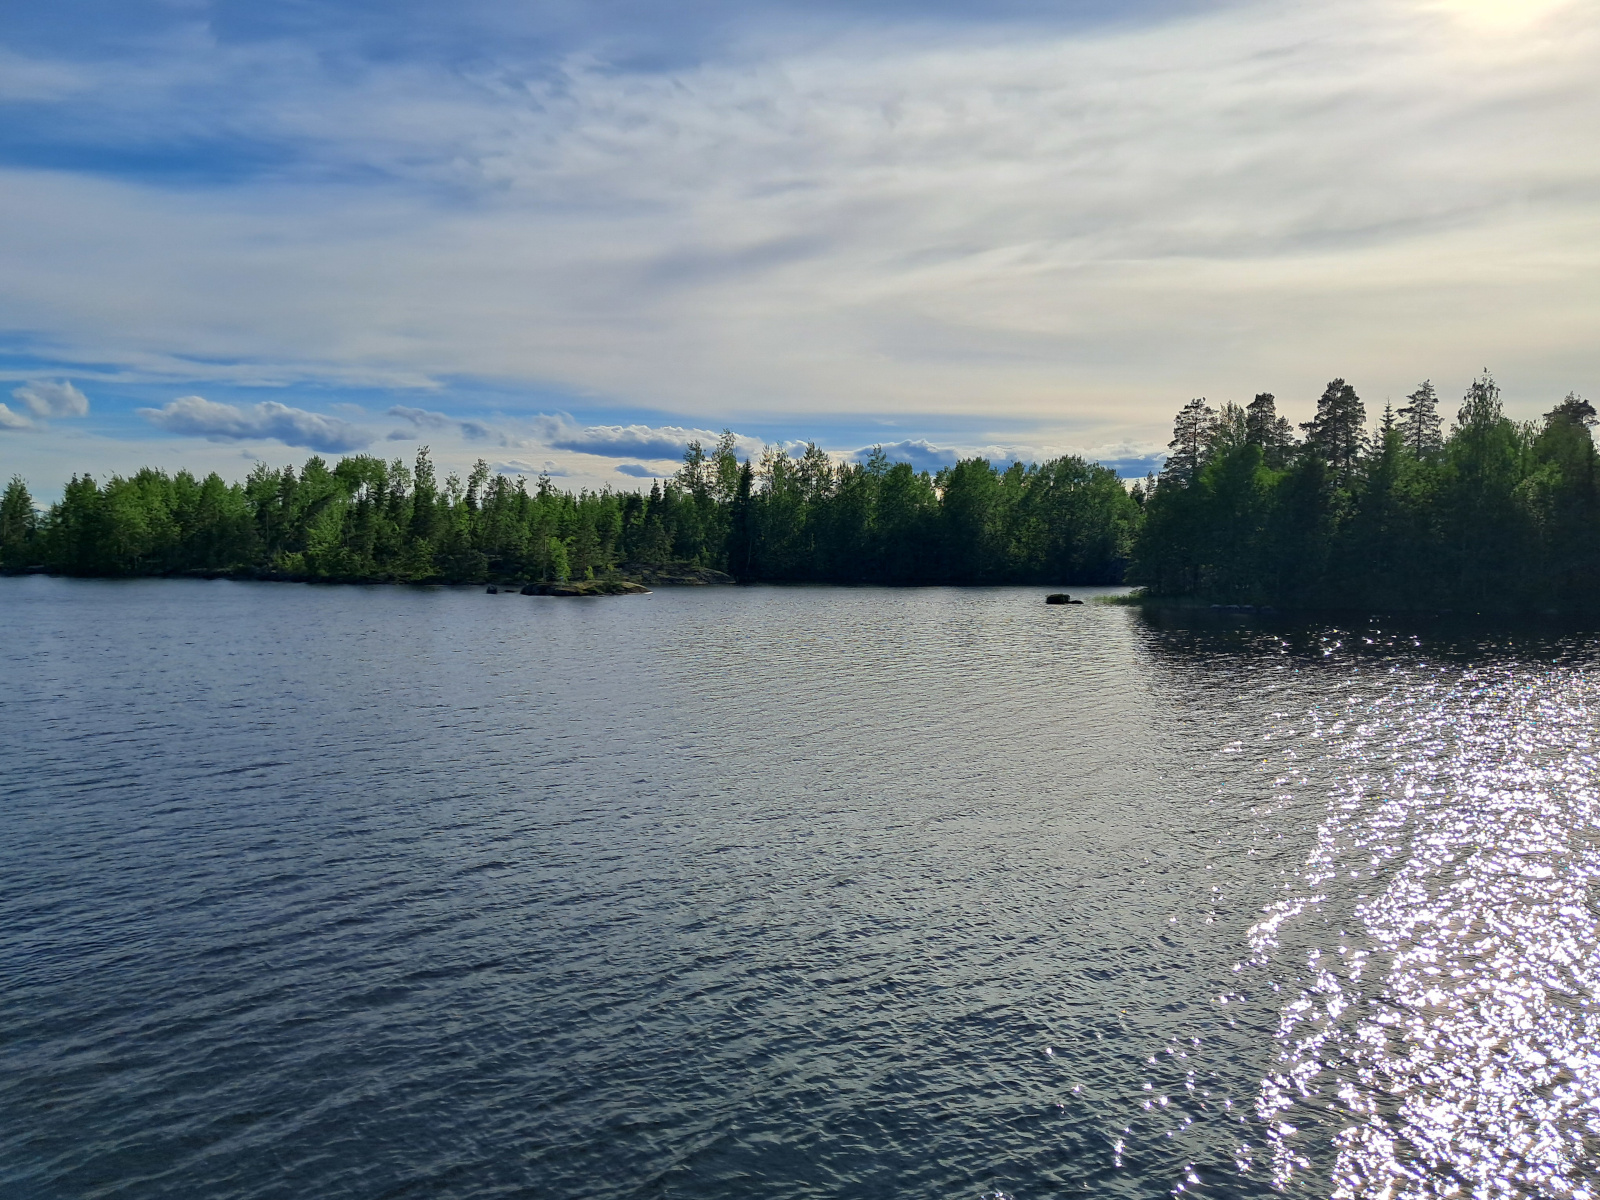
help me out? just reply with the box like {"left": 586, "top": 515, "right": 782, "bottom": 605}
{"left": 3, "top": 580, "right": 1599, "bottom": 1199}
{"left": 1227, "top": 629, "right": 1600, "bottom": 1199}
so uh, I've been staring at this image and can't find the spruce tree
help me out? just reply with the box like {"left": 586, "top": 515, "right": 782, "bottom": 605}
{"left": 726, "top": 460, "right": 756, "bottom": 578}
{"left": 0, "top": 475, "right": 35, "bottom": 567}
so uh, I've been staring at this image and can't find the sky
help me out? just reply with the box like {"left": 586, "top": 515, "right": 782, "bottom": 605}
{"left": 1, "top": 0, "right": 1597, "bottom": 495}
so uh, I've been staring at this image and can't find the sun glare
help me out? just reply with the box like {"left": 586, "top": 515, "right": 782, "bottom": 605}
{"left": 1426, "top": 0, "right": 1576, "bottom": 32}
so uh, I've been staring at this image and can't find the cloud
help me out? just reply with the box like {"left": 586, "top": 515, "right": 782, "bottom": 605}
{"left": 850, "top": 436, "right": 1167, "bottom": 477}
{"left": 138, "top": 396, "right": 372, "bottom": 452}
{"left": 387, "top": 405, "right": 516, "bottom": 445}
{"left": 383, "top": 407, "right": 760, "bottom": 462}
{"left": 614, "top": 462, "right": 664, "bottom": 478}
{"left": 0, "top": 47, "right": 88, "bottom": 103}
{"left": 1, "top": 0, "right": 1598, "bottom": 452}
{"left": 1, "top": 379, "right": 90, "bottom": 432}
{"left": 534, "top": 416, "right": 761, "bottom": 462}
{"left": 855, "top": 439, "right": 963, "bottom": 473}
{"left": 13, "top": 380, "right": 89, "bottom": 419}
{"left": 1078, "top": 440, "right": 1168, "bottom": 478}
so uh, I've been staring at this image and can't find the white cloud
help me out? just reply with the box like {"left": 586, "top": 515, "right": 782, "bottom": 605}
{"left": 0, "top": 0, "right": 1597, "bottom": 448}
{"left": 11, "top": 380, "right": 89, "bottom": 420}
{"left": 0, "top": 403, "right": 36, "bottom": 431}
{"left": 138, "top": 396, "right": 372, "bottom": 452}
{"left": 385, "top": 406, "right": 764, "bottom": 463}
{"left": 849, "top": 436, "right": 1166, "bottom": 476}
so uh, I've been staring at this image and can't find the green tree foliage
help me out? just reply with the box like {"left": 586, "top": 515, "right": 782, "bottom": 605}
{"left": 1132, "top": 373, "right": 1600, "bottom": 612}
{"left": 1244, "top": 393, "right": 1295, "bottom": 468}
{"left": 1397, "top": 380, "right": 1444, "bottom": 459}
{"left": 1162, "top": 398, "right": 1215, "bottom": 486}
{"left": 1301, "top": 378, "right": 1367, "bottom": 486}
{"left": 1, "top": 476, "right": 37, "bottom": 567}
{"left": 3, "top": 441, "right": 1140, "bottom": 586}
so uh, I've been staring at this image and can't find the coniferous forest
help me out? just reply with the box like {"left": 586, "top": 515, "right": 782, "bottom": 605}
{"left": 1132, "top": 374, "right": 1599, "bottom": 612}
{"left": 2, "top": 372, "right": 1595, "bottom": 611}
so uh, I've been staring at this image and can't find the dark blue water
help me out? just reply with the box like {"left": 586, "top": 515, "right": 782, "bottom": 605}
{"left": 3, "top": 578, "right": 1598, "bottom": 1199}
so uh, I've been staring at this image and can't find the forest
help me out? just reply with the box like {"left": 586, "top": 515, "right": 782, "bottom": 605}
{"left": 3, "top": 372, "right": 1595, "bottom": 609}
{"left": 0, "top": 435, "right": 1138, "bottom": 586}
{"left": 1132, "top": 374, "right": 1599, "bottom": 612}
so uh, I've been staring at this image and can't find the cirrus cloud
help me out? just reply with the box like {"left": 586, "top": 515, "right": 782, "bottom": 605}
{"left": 138, "top": 395, "right": 372, "bottom": 452}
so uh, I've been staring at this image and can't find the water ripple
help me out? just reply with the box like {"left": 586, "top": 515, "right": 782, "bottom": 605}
{"left": 3, "top": 580, "right": 1598, "bottom": 1198}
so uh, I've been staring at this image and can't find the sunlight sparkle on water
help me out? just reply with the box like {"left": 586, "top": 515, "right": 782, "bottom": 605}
{"left": 1249, "top": 666, "right": 1600, "bottom": 1198}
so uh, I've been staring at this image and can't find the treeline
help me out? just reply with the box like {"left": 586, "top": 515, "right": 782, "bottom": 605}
{"left": 0, "top": 433, "right": 1138, "bottom": 585}
{"left": 1131, "top": 375, "right": 1600, "bottom": 611}
{"left": 9, "top": 375, "right": 1591, "bottom": 605}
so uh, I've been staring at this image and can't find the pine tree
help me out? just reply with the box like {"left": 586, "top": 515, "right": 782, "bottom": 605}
{"left": 1301, "top": 378, "right": 1367, "bottom": 485}
{"left": 1547, "top": 392, "right": 1599, "bottom": 429}
{"left": 1161, "top": 398, "right": 1215, "bottom": 486}
{"left": 1396, "top": 380, "right": 1443, "bottom": 459}
{"left": 1244, "top": 393, "right": 1296, "bottom": 468}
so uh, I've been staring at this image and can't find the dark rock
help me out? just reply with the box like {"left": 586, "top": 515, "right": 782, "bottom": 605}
{"left": 486, "top": 585, "right": 498, "bottom": 594}
{"left": 1069, "top": 599, "right": 1084, "bottom": 604}
{"left": 1045, "top": 593, "right": 1071, "bottom": 605}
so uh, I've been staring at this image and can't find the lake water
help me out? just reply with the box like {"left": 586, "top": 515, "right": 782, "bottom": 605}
{"left": 3, "top": 577, "right": 1599, "bottom": 1200}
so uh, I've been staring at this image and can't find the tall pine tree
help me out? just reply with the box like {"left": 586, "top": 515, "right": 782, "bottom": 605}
{"left": 1301, "top": 378, "right": 1367, "bottom": 486}
{"left": 1244, "top": 393, "right": 1296, "bottom": 468}
{"left": 1396, "top": 380, "right": 1443, "bottom": 459}
{"left": 1161, "top": 398, "right": 1215, "bottom": 486}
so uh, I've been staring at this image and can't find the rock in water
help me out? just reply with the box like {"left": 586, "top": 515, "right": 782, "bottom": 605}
{"left": 1045, "top": 593, "right": 1071, "bottom": 605}
{"left": 486, "top": 585, "right": 498, "bottom": 594}
{"left": 520, "top": 580, "right": 652, "bottom": 597}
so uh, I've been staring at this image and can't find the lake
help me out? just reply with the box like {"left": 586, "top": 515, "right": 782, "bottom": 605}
{"left": 3, "top": 577, "right": 1598, "bottom": 1199}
